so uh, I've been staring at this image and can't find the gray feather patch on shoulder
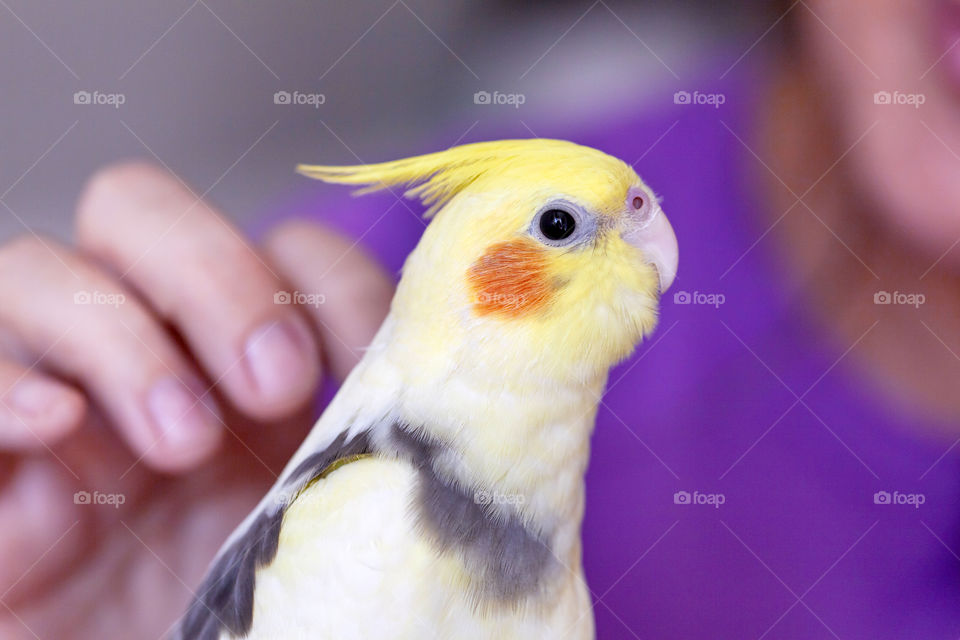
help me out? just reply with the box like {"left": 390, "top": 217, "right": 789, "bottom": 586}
{"left": 177, "top": 422, "right": 557, "bottom": 639}
{"left": 176, "top": 430, "right": 371, "bottom": 640}
{"left": 385, "top": 423, "right": 558, "bottom": 604}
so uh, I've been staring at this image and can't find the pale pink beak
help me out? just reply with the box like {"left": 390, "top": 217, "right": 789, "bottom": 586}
{"left": 622, "top": 187, "right": 678, "bottom": 293}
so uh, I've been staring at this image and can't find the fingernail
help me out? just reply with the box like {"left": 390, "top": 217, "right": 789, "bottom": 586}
{"left": 146, "top": 376, "right": 221, "bottom": 449}
{"left": 6, "top": 377, "right": 66, "bottom": 420}
{"left": 243, "top": 317, "right": 317, "bottom": 404}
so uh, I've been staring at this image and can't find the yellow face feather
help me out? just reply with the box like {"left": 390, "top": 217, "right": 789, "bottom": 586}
{"left": 298, "top": 138, "right": 676, "bottom": 385}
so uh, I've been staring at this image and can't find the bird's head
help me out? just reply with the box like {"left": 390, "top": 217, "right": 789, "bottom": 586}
{"left": 299, "top": 139, "right": 678, "bottom": 384}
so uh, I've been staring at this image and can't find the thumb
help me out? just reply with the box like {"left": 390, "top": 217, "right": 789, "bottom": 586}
{"left": 261, "top": 220, "right": 394, "bottom": 382}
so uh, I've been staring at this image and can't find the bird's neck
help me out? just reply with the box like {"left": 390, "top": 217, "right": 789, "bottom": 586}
{"left": 367, "top": 314, "right": 607, "bottom": 567}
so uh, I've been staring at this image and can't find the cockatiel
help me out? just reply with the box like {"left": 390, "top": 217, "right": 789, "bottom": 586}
{"left": 175, "top": 139, "right": 678, "bottom": 640}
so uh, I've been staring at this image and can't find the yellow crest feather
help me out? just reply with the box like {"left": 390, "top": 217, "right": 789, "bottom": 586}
{"left": 297, "top": 138, "right": 627, "bottom": 217}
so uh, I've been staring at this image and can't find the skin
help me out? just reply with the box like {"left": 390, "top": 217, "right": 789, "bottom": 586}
{"left": 764, "top": 0, "right": 960, "bottom": 423}
{"left": 0, "top": 163, "right": 393, "bottom": 639}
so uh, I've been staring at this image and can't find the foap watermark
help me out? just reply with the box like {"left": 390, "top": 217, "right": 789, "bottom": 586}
{"left": 475, "top": 291, "right": 527, "bottom": 308}
{"left": 473, "top": 90, "right": 525, "bottom": 109}
{"left": 73, "top": 90, "right": 125, "bottom": 109}
{"left": 873, "top": 490, "right": 925, "bottom": 508}
{"left": 673, "top": 290, "right": 725, "bottom": 308}
{"left": 273, "top": 90, "right": 326, "bottom": 108}
{"left": 74, "top": 490, "right": 126, "bottom": 508}
{"left": 874, "top": 290, "right": 925, "bottom": 308}
{"left": 873, "top": 90, "right": 925, "bottom": 108}
{"left": 673, "top": 490, "right": 725, "bottom": 508}
{"left": 673, "top": 90, "right": 725, "bottom": 108}
{"left": 474, "top": 489, "right": 525, "bottom": 507}
{"left": 274, "top": 290, "right": 326, "bottom": 308}
{"left": 74, "top": 290, "right": 126, "bottom": 308}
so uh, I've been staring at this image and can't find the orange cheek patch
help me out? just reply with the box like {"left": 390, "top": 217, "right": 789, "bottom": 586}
{"left": 467, "top": 239, "right": 554, "bottom": 317}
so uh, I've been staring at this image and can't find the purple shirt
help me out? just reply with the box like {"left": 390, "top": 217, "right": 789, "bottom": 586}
{"left": 270, "top": 65, "right": 960, "bottom": 639}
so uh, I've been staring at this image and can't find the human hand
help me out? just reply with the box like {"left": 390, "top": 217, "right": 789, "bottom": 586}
{"left": 0, "top": 162, "right": 393, "bottom": 639}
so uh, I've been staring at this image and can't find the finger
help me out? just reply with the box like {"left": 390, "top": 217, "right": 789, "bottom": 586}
{"left": 262, "top": 220, "right": 393, "bottom": 380}
{"left": 0, "top": 458, "right": 88, "bottom": 602}
{"left": 0, "top": 236, "right": 223, "bottom": 472}
{"left": 76, "top": 162, "right": 321, "bottom": 420}
{"left": 0, "top": 360, "right": 85, "bottom": 449}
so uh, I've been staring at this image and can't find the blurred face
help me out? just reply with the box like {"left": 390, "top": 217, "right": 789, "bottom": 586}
{"left": 802, "top": 0, "right": 960, "bottom": 263}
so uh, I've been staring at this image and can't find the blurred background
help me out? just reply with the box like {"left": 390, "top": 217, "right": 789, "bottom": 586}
{"left": 0, "top": 0, "right": 770, "bottom": 240}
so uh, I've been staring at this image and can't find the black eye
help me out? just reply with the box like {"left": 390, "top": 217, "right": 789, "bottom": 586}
{"left": 538, "top": 209, "right": 576, "bottom": 241}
